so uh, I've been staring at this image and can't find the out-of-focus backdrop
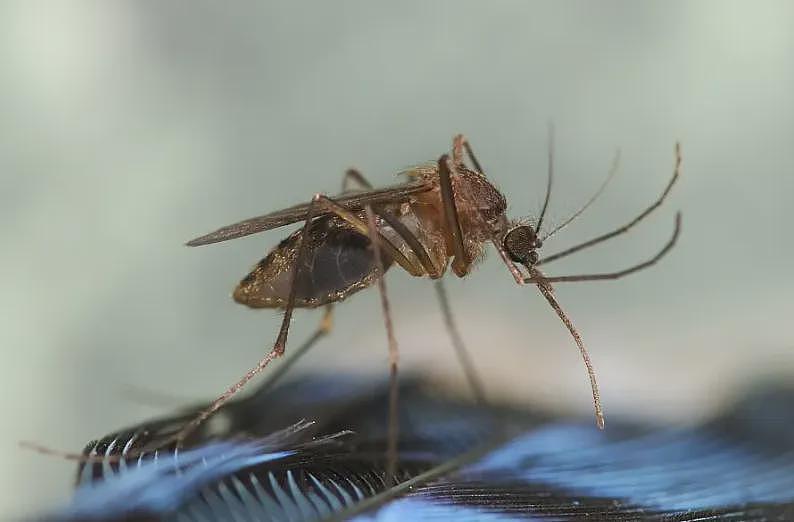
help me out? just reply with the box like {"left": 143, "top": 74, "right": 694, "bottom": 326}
{"left": 2, "top": 1, "right": 792, "bottom": 517}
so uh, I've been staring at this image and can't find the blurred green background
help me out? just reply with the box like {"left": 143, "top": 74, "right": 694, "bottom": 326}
{"left": 2, "top": 1, "right": 793, "bottom": 517}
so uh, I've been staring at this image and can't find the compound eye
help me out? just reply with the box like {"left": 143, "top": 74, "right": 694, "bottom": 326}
{"left": 528, "top": 251, "right": 539, "bottom": 265}
{"left": 503, "top": 225, "right": 534, "bottom": 263}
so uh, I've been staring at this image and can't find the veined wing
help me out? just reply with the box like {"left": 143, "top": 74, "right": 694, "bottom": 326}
{"left": 186, "top": 180, "right": 433, "bottom": 246}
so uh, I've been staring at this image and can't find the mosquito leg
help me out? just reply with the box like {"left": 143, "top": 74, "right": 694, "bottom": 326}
{"left": 114, "top": 306, "right": 335, "bottom": 458}
{"left": 449, "top": 143, "right": 528, "bottom": 283}
{"left": 374, "top": 210, "right": 486, "bottom": 404}
{"left": 360, "top": 162, "right": 486, "bottom": 409}
{"left": 342, "top": 168, "right": 374, "bottom": 192}
{"left": 255, "top": 305, "right": 334, "bottom": 395}
{"left": 364, "top": 205, "right": 400, "bottom": 485}
{"left": 123, "top": 306, "right": 334, "bottom": 411}
{"left": 438, "top": 154, "right": 470, "bottom": 275}
{"left": 375, "top": 210, "right": 439, "bottom": 278}
{"left": 309, "top": 195, "right": 425, "bottom": 277}
{"left": 433, "top": 280, "right": 488, "bottom": 405}
{"left": 174, "top": 194, "right": 328, "bottom": 445}
{"left": 539, "top": 143, "right": 681, "bottom": 266}
{"left": 527, "top": 212, "right": 681, "bottom": 284}
{"left": 451, "top": 134, "right": 466, "bottom": 168}
{"left": 25, "top": 197, "right": 415, "bottom": 461}
{"left": 174, "top": 191, "right": 418, "bottom": 444}
{"left": 345, "top": 166, "right": 434, "bottom": 277}
{"left": 452, "top": 134, "right": 485, "bottom": 175}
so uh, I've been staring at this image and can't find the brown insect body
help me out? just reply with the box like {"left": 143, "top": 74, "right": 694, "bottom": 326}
{"left": 179, "top": 134, "right": 681, "bottom": 446}
{"left": 234, "top": 163, "right": 508, "bottom": 309}
{"left": 25, "top": 135, "right": 680, "bottom": 470}
{"left": 411, "top": 164, "right": 508, "bottom": 276}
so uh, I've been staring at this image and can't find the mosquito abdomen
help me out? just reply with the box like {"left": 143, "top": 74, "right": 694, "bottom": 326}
{"left": 233, "top": 216, "right": 393, "bottom": 309}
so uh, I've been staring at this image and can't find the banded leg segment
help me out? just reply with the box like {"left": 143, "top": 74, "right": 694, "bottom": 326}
{"left": 364, "top": 205, "right": 401, "bottom": 484}
{"left": 374, "top": 207, "right": 487, "bottom": 405}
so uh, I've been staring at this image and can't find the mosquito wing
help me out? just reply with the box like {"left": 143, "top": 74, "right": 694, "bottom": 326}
{"left": 186, "top": 180, "right": 433, "bottom": 246}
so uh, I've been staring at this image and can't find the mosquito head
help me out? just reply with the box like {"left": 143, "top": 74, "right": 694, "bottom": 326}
{"left": 503, "top": 224, "right": 542, "bottom": 267}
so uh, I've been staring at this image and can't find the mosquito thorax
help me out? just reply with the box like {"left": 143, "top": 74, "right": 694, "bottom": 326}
{"left": 503, "top": 224, "right": 540, "bottom": 265}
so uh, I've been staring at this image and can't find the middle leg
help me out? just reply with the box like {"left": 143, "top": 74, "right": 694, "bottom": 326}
{"left": 374, "top": 207, "right": 488, "bottom": 405}
{"left": 341, "top": 168, "right": 407, "bottom": 483}
{"left": 364, "top": 204, "right": 401, "bottom": 485}
{"left": 433, "top": 279, "right": 487, "bottom": 405}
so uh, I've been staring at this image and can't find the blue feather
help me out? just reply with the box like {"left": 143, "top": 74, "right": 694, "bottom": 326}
{"left": 60, "top": 441, "right": 292, "bottom": 518}
{"left": 44, "top": 376, "right": 794, "bottom": 521}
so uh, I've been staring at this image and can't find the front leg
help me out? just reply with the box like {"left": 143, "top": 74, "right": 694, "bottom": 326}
{"left": 437, "top": 154, "right": 471, "bottom": 276}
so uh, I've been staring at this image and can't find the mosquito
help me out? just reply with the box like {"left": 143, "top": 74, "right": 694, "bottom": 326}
{"left": 180, "top": 134, "right": 681, "bottom": 471}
